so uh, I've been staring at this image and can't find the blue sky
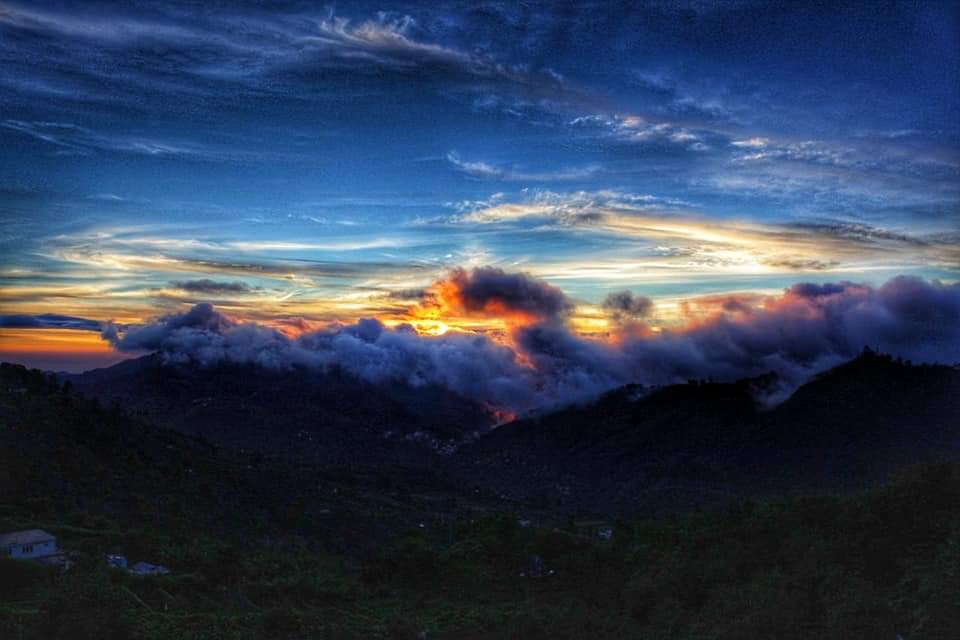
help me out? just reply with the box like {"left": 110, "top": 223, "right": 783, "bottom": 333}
{"left": 1, "top": 0, "right": 958, "bottom": 370}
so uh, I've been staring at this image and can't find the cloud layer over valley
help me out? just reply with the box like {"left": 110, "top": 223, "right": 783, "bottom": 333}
{"left": 94, "top": 268, "right": 960, "bottom": 412}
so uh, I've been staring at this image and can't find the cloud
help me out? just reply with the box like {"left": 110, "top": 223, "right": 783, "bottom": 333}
{"left": 455, "top": 189, "right": 692, "bottom": 225}
{"left": 616, "top": 276, "right": 960, "bottom": 386}
{"left": 761, "top": 258, "right": 839, "bottom": 271}
{"left": 602, "top": 291, "right": 654, "bottom": 321}
{"left": 0, "top": 313, "right": 102, "bottom": 331}
{"left": 99, "top": 272, "right": 960, "bottom": 413}
{"left": 452, "top": 190, "right": 957, "bottom": 273}
{"left": 48, "top": 241, "right": 434, "bottom": 283}
{"left": 512, "top": 321, "right": 626, "bottom": 401}
{"left": 710, "top": 137, "right": 960, "bottom": 217}
{"left": 569, "top": 114, "right": 712, "bottom": 152}
{"left": 421, "top": 266, "right": 574, "bottom": 324}
{"left": 385, "top": 288, "right": 428, "bottom": 301}
{"left": 446, "top": 151, "right": 600, "bottom": 182}
{"left": 1, "top": 120, "right": 209, "bottom": 158}
{"left": 277, "top": 11, "right": 580, "bottom": 107}
{"left": 732, "top": 139, "right": 857, "bottom": 166}
{"left": 787, "top": 222, "right": 929, "bottom": 248}
{"left": 169, "top": 279, "right": 254, "bottom": 294}
{"left": 103, "top": 302, "right": 536, "bottom": 409}
{"left": 445, "top": 152, "right": 502, "bottom": 179}
{"left": 304, "top": 13, "right": 482, "bottom": 74}
{"left": 102, "top": 302, "right": 234, "bottom": 351}
{"left": 0, "top": 3, "right": 573, "bottom": 111}
{"left": 731, "top": 137, "right": 769, "bottom": 148}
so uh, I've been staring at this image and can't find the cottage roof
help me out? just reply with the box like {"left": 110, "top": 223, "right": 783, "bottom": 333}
{"left": 0, "top": 529, "right": 56, "bottom": 546}
{"left": 131, "top": 561, "right": 169, "bottom": 573}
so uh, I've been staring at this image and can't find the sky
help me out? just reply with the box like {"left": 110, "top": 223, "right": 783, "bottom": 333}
{"left": 1, "top": 0, "right": 958, "bottom": 387}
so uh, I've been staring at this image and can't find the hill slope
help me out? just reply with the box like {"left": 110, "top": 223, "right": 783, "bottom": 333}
{"left": 452, "top": 351, "right": 960, "bottom": 513}
{"left": 66, "top": 354, "right": 496, "bottom": 468}
{"left": 50, "top": 350, "right": 960, "bottom": 515}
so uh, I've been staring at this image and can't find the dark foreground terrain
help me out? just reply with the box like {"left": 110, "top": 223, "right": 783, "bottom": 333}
{"left": 1, "top": 357, "right": 959, "bottom": 638}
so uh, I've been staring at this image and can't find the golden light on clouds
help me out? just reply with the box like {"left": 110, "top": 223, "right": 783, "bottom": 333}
{"left": 403, "top": 319, "right": 450, "bottom": 336}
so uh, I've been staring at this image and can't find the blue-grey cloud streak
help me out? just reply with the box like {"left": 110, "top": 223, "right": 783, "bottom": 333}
{"left": 0, "top": 314, "right": 102, "bottom": 331}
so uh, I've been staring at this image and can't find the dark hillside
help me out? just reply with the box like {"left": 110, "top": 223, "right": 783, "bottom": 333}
{"left": 66, "top": 355, "right": 496, "bottom": 468}
{"left": 453, "top": 351, "right": 960, "bottom": 513}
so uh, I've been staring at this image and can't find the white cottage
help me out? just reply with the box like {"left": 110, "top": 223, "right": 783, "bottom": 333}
{"left": 0, "top": 529, "right": 58, "bottom": 560}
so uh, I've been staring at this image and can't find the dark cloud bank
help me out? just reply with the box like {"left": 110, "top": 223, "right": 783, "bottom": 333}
{"left": 169, "top": 279, "right": 253, "bottom": 294}
{"left": 439, "top": 266, "right": 573, "bottom": 321}
{"left": 0, "top": 314, "right": 102, "bottom": 331}
{"left": 603, "top": 290, "right": 654, "bottom": 321}
{"left": 101, "top": 270, "right": 960, "bottom": 412}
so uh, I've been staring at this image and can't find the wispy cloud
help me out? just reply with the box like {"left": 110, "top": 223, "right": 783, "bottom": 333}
{"left": 450, "top": 190, "right": 958, "bottom": 274}
{"left": 226, "top": 239, "right": 403, "bottom": 252}
{"left": 446, "top": 151, "right": 600, "bottom": 182}
{"left": 0, "top": 313, "right": 102, "bottom": 331}
{"left": 0, "top": 3, "right": 573, "bottom": 102}
{"left": 730, "top": 137, "right": 769, "bottom": 149}
{"left": 169, "top": 279, "right": 255, "bottom": 294}
{"left": 569, "top": 114, "right": 712, "bottom": 152}
{"left": 300, "top": 12, "right": 508, "bottom": 78}
{"left": 455, "top": 190, "right": 694, "bottom": 225}
{"left": 2, "top": 120, "right": 209, "bottom": 158}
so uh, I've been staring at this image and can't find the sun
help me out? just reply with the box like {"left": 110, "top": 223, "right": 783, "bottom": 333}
{"left": 410, "top": 320, "right": 450, "bottom": 336}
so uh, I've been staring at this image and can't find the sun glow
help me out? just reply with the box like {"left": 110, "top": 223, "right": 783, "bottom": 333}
{"left": 408, "top": 319, "right": 450, "bottom": 336}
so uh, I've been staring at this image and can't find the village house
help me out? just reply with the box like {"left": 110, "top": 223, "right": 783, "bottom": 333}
{"left": 130, "top": 561, "right": 170, "bottom": 576}
{"left": 107, "top": 554, "right": 128, "bottom": 569}
{"left": 1, "top": 529, "right": 58, "bottom": 560}
{"left": 106, "top": 553, "right": 170, "bottom": 575}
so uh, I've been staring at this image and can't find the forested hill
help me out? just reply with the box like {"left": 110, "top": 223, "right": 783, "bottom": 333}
{"left": 453, "top": 350, "right": 960, "bottom": 512}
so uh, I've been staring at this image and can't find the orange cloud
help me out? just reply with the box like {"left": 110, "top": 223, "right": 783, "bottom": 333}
{"left": 409, "top": 266, "right": 573, "bottom": 332}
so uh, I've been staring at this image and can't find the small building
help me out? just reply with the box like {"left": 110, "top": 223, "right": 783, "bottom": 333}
{"left": 130, "top": 561, "right": 170, "bottom": 576}
{"left": 107, "top": 554, "right": 128, "bottom": 569}
{"left": 0, "top": 529, "right": 58, "bottom": 560}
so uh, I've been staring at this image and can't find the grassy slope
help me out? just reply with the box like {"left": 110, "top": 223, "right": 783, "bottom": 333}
{"left": 0, "top": 362, "right": 958, "bottom": 639}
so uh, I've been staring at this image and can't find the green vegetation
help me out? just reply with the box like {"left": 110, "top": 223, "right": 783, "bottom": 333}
{"left": 1, "top": 363, "right": 958, "bottom": 638}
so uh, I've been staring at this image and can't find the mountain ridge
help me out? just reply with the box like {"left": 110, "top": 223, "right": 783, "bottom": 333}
{"left": 449, "top": 350, "right": 960, "bottom": 513}
{"left": 42, "top": 348, "right": 960, "bottom": 516}
{"left": 64, "top": 353, "right": 497, "bottom": 469}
